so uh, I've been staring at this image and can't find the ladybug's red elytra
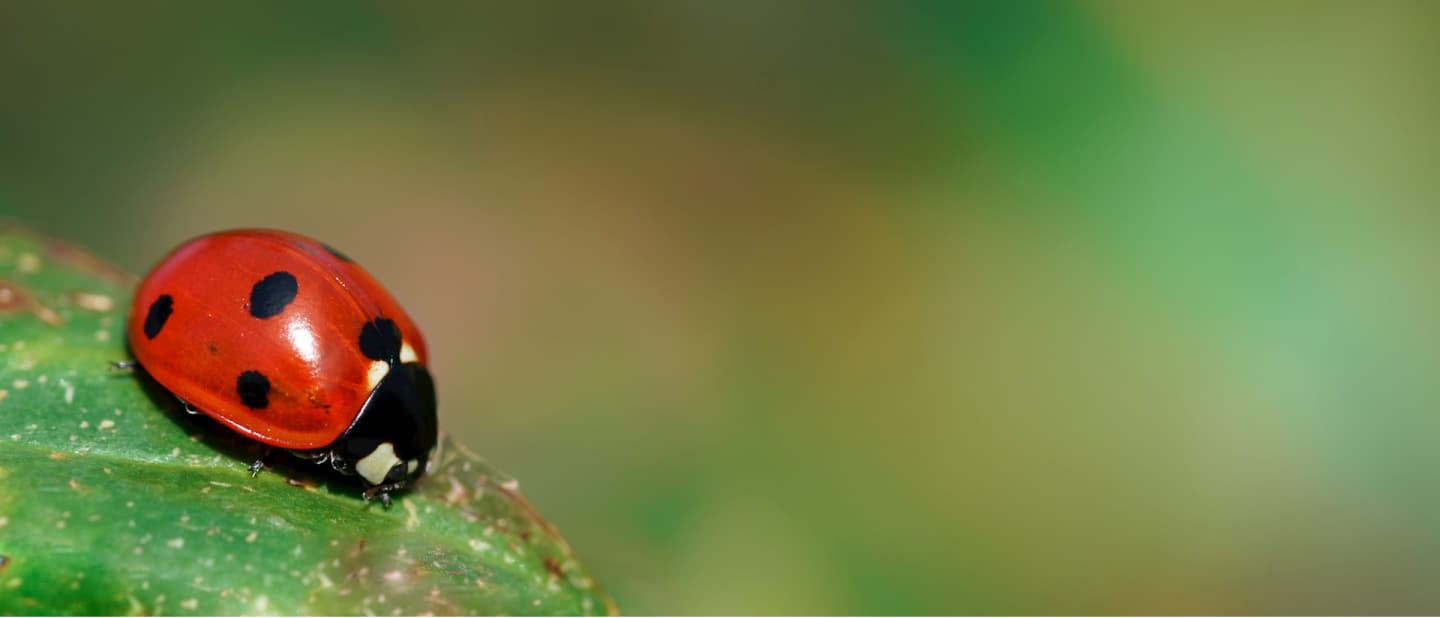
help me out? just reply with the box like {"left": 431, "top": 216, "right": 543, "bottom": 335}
{"left": 126, "top": 229, "right": 438, "bottom": 507}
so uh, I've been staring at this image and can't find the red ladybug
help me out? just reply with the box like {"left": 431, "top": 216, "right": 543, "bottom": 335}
{"left": 126, "top": 229, "right": 437, "bottom": 506}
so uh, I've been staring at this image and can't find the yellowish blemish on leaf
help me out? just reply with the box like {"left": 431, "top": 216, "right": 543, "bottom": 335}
{"left": 16, "top": 253, "right": 41, "bottom": 273}
{"left": 70, "top": 291, "right": 115, "bottom": 312}
{"left": 403, "top": 498, "right": 420, "bottom": 530}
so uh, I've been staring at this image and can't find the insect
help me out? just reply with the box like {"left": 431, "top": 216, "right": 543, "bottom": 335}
{"left": 125, "top": 229, "right": 437, "bottom": 507}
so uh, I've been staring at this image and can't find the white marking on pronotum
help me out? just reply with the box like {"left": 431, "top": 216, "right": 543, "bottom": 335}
{"left": 365, "top": 361, "right": 389, "bottom": 391}
{"left": 406, "top": 459, "right": 419, "bottom": 475}
{"left": 400, "top": 342, "right": 418, "bottom": 364}
{"left": 355, "top": 442, "right": 401, "bottom": 485}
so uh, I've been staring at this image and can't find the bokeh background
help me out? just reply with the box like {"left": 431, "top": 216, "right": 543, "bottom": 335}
{"left": 5, "top": 2, "right": 1440, "bottom": 614}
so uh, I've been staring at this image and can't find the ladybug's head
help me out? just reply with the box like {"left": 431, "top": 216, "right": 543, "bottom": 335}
{"left": 329, "top": 362, "right": 438, "bottom": 505}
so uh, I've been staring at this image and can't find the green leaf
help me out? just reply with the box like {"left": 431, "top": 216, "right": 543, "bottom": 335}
{"left": 0, "top": 223, "right": 615, "bottom": 616}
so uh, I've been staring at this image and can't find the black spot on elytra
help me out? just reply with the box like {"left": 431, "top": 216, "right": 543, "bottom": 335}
{"left": 358, "top": 318, "right": 402, "bottom": 363}
{"left": 144, "top": 294, "right": 173, "bottom": 339}
{"left": 236, "top": 370, "right": 271, "bottom": 409}
{"left": 322, "top": 243, "right": 354, "bottom": 263}
{"left": 249, "top": 271, "right": 298, "bottom": 319}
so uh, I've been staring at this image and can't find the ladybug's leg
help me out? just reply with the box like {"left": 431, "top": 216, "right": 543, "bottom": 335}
{"left": 176, "top": 397, "right": 202, "bottom": 416}
{"left": 110, "top": 359, "right": 140, "bottom": 372}
{"left": 248, "top": 447, "right": 274, "bottom": 477}
{"left": 362, "top": 481, "right": 406, "bottom": 508}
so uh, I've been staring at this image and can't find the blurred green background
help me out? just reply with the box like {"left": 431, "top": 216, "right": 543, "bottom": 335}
{"left": 5, "top": 2, "right": 1440, "bottom": 614}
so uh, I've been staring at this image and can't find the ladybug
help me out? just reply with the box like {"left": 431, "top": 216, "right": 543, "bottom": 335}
{"left": 126, "top": 229, "right": 437, "bottom": 507}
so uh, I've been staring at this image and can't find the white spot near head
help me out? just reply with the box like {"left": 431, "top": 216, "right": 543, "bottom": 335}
{"left": 366, "top": 361, "right": 389, "bottom": 391}
{"left": 356, "top": 442, "right": 401, "bottom": 485}
{"left": 400, "top": 342, "right": 418, "bottom": 364}
{"left": 406, "top": 459, "right": 419, "bottom": 475}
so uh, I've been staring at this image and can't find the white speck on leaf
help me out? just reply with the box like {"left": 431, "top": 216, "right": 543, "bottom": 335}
{"left": 167, "top": 537, "right": 185, "bottom": 549}
{"left": 99, "top": 419, "right": 115, "bottom": 430}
